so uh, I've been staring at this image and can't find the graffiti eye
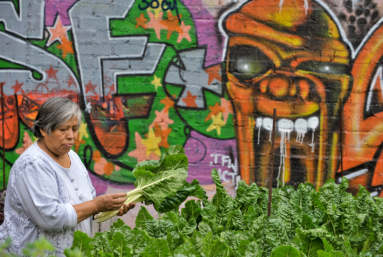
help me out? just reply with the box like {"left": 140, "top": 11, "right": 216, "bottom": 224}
{"left": 297, "top": 62, "right": 349, "bottom": 75}
{"left": 228, "top": 46, "right": 273, "bottom": 81}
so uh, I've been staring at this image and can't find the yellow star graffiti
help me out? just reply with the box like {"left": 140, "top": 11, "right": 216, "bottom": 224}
{"left": 206, "top": 112, "right": 225, "bottom": 135}
{"left": 78, "top": 120, "right": 89, "bottom": 141}
{"left": 151, "top": 75, "right": 162, "bottom": 91}
{"left": 141, "top": 127, "right": 162, "bottom": 157}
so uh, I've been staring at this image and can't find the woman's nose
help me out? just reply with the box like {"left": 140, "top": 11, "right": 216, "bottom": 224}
{"left": 66, "top": 129, "right": 75, "bottom": 139}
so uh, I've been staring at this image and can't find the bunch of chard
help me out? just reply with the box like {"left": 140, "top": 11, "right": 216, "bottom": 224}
{"left": 94, "top": 145, "right": 205, "bottom": 223}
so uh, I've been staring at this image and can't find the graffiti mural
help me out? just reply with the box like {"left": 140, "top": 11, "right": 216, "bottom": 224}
{"left": 1, "top": 0, "right": 383, "bottom": 197}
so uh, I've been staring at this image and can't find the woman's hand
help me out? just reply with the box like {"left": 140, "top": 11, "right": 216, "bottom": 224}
{"left": 93, "top": 193, "right": 127, "bottom": 213}
{"left": 117, "top": 202, "right": 135, "bottom": 216}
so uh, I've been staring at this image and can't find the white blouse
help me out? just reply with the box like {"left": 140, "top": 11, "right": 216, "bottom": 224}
{"left": 0, "top": 142, "right": 96, "bottom": 256}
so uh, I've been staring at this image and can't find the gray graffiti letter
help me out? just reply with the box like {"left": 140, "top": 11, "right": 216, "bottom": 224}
{"left": 0, "top": 0, "right": 45, "bottom": 39}
{"left": 69, "top": 0, "right": 165, "bottom": 104}
{"left": 0, "top": 31, "right": 80, "bottom": 95}
{"left": 164, "top": 48, "right": 222, "bottom": 108}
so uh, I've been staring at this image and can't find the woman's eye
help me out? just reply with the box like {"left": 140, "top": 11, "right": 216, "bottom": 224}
{"left": 297, "top": 62, "right": 349, "bottom": 75}
{"left": 229, "top": 46, "right": 273, "bottom": 81}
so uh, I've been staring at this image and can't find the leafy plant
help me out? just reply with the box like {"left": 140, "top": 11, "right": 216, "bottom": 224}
{"left": 68, "top": 167, "right": 383, "bottom": 257}
{"left": 0, "top": 237, "right": 56, "bottom": 257}
{"left": 95, "top": 145, "right": 201, "bottom": 222}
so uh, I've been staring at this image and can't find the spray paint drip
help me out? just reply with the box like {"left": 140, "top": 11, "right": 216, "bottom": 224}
{"left": 277, "top": 119, "right": 293, "bottom": 187}
{"left": 263, "top": 118, "right": 273, "bottom": 142}
{"left": 295, "top": 118, "right": 307, "bottom": 144}
{"left": 308, "top": 117, "right": 319, "bottom": 152}
{"left": 256, "top": 117, "right": 263, "bottom": 144}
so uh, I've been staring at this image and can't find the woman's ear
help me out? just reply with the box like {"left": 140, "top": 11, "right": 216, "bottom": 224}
{"left": 39, "top": 127, "right": 47, "bottom": 137}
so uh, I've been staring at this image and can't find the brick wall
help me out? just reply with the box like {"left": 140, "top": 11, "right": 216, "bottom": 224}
{"left": 1, "top": 0, "right": 383, "bottom": 198}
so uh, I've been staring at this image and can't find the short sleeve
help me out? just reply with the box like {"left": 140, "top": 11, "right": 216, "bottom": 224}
{"left": 14, "top": 157, "right": 77, "bottom": 232}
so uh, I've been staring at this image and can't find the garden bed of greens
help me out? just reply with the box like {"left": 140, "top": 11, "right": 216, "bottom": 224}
{"left": 2, "top": 145, "right": 383, "bottom": 256}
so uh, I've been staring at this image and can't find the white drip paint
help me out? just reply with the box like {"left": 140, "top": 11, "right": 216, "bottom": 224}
{"left": 263, "top": 118, "right": 273, "bottom": 142}
{"left": 295, "top": 118, "right": 307, "bottom": 144}
{"left": 256, "top": 117, "right": 263, "bottom": 145}
{"left": 277, "top": 119, "right": 293, "bottom": 187}
{"left": 308, "top": 117, "right": 319, "bottom": 152}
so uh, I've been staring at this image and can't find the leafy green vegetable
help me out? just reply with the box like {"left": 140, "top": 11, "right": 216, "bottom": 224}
{"left": 65, "top": 147, "right": 383, "bottom": 257}
{"left": 270, "top": 245, "right": 301, "bottom": 256}
{"left": 95, "top": 145, "right": 189, "bottom": 222}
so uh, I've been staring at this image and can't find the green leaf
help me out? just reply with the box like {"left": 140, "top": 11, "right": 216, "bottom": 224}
{"left": 90, "top": 232, "right": 111, "bottom": 257}
{"left": 234, "top": 181, "right": 260, "bottom": 214}
{"left": 133, "top": 167, "right": 188, "bottom": 210}
{"left": 198, "top": 221, "right": 212, "bottom": 237}
{"left": 0, "top": 238, "right": 12, "bottom": 251}
{"left": 145, "top": 219, "right": 174, "bottom": 238}
{"left": 191, "top": 230, "right": 204, "bottom": 253}
{"left": 157, "top": 181, "right": 198, "bottom": 213}
{"left": 202, "top": 231, "right": 214, "bottom": 256}
{"left": 293, "top": 228, "right": 323, "bottom": 257}
{"left": 135, "top": 206, "right": 154, "bottom": 229}
{"left": 173, "top": 243, "right": 200, "bottom": 257}
{"left": 167, "top": 230, "right": 184, "bottom": 251}
{"left": 22, "top": 237, "right": 56, "bottom": 257}
{"left": 201, "top": 204, "right": 217, "bottom": 223}
{"left": 181, "top": 200, "right": 202, "bottom": 221}
{"left": 228, "top": 209, "right": 245, "bottom": 231}
{"left": 270, "top": 245, "right": 302, "bottom": 257}
{"left": 63, "top": 248, "right": 85, "bottom": 257}
{"left": 110, "top": 219, "right": 132, "bottom": 239}
{"left": 141, "top": 238, "right": 171, "bottom": 257}
{"left": 317, "top": 250, "right": 345, "bottom": 257}
{"left": 245, "top": 241, "right": 263, "bottom": 257}
{"left": 323, "top": 239, "right": 335, "bottom": 252}
{"left": 125, "top": 229, "right": 152, "bottom": 256}
{"left": 180, "top": 218, "right": 197, "bottom": 236}
{"left": 67, "top": 231, "right": 92, "bottom": 257}
{"left": 132, "top": 145, "right": 187, "bottom": 175}
{"left": 220, "top": 230, "right": 253, "bottom": 256}
{"left": 215, "top": 196, "right": 234, "bottom": 228}
{"left": 162, "top": 211, "right": 180, "bottom": 226}
{"left": 342, "top": 241, "right": 357, "bottom": 257}
{"left": 110, "top": 218, "right": 128, "bottom": 230}
{"left": 110, "top": 232, "right": 132, "bottom": 257}
{"left": 302, "top": 215, "right": 316, "bottom": 230}
{"left": 211, "top": 169, "right": 226, "bottom": 193}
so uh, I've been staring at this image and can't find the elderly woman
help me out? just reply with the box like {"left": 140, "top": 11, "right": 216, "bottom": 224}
{"left": 0, "top": 97, "right": 135, "bottom": 256}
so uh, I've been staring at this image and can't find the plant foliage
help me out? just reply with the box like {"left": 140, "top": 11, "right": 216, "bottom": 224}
{"left": 5, "top": 146, "right": 383, "bottom": 256}
{"left": 67, "top": 167, "right": 383, "bottom": 256}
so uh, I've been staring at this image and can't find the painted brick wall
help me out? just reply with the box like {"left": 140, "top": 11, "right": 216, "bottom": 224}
{"left": 1, "top": 0, "right": 383, "bottom": 197}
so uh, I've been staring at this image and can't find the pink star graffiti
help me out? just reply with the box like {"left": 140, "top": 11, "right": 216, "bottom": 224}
{"left": 46, "top": 16, "right": 71, "bottom": 46}
{"left": 220, "top": 98, "right": 234, "bottom": 123}
{"left": 177, "top": 21, "right": 191, "bottom": 43}
{"left": 149, "top": 109, "right": 174, "bottom": 130}
{"left": 146, "top": 11, "right": 167, "bottom": 40}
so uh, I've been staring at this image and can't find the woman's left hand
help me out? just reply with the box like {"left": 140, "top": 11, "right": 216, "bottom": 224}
{"left": 117, "top": 202, "right": 136, "bottom": 216}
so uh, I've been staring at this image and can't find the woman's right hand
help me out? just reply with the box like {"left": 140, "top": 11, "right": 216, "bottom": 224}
{"left": 93, "top": 193, "right": 127, "bottom": 213}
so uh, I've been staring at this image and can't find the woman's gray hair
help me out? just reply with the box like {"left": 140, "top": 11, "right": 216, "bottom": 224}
{"left": 32, "top": 97, "right": 83, "bottom": 138}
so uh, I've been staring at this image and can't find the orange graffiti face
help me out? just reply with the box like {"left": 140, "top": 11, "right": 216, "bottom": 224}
{"left": 224, "top": 0, "right": 351, "bottom": 187}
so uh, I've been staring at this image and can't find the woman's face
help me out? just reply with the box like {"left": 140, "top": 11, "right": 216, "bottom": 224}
{"left": 40, "top": 117, "right": 79, "bottom": 156}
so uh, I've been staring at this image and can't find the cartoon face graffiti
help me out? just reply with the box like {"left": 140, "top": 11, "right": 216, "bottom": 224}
{"left": 223, "top": 0, "right": 351, "bottom": 187}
